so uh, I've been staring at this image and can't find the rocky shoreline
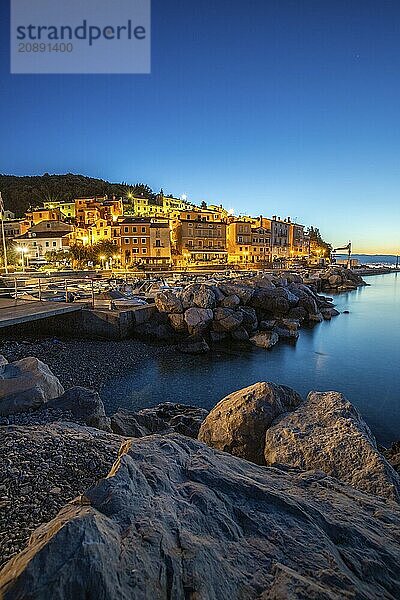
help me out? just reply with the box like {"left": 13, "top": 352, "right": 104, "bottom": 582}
{"left": 136, "top": 266, "right": 365, "bottom": 353}
{"left": 1, "top": 354, "right": 400, "bottom": 598}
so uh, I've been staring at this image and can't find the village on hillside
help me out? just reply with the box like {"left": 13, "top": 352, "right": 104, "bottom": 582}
{"left": 1, "top": 191, "right": 332, "bottom": 271}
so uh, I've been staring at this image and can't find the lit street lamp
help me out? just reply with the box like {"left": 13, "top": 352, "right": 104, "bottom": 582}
{"left": 17, "top": 246, "right": 28, "bottom": 272}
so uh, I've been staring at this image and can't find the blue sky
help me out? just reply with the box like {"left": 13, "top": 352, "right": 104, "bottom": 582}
{"left": 1, "top": 0, "right": 400, "bottom": 253}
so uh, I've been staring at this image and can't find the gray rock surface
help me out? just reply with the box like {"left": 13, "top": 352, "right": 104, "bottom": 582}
{"left": 264, "top": 391, "right": 400, "bottom": 502}
{"left": 111, "top": 402, "right": 208, "bottom": 439}
{"left": 155, "top": 290, "right": 183, "bottom": 314}
{"left": 2, "top": 434, "right": 400, "bottom": 600}
{"left": 198, "top": 382, "right": 302, "bottom": 464}
{"left": 0, "top": 357, "right": 64, "bottom": 416}
{"left": 45, "top": 387, "right": 111, "bottom": 432}
{"left": 184, "top": 307, "right": 213, "bottom": 335}
{"left": 213, "top": 307, "right": 243, "bottom": 332}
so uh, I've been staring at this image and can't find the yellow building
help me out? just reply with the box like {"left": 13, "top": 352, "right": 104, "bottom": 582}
{"left": 227, "top": 221, "right": 252, "bottom": 264}
{"left": 172, "top": 209, "right": 227, "bottom": 265}
{"left": 25, "top": 207, "right": 61, "bottom": 225}
{"left": 43, "top": 200, "right": 76, "bottom": 219}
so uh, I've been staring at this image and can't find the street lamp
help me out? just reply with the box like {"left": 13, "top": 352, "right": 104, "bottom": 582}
{"left": 17, "top": 246, "right": 28, "bottom": 272}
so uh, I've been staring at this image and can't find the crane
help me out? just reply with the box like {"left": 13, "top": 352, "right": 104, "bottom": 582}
{"left": 333, "top": 241, "right": 352, "bottom": 268}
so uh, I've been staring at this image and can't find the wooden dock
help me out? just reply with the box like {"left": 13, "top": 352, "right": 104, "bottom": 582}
{"left": 0, "top": 300, "right": 82, "bottom": 329}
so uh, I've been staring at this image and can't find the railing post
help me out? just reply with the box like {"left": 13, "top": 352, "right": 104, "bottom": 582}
{"left": 91, "top": 279, "right": 95, "bottom": 309}
{"left": 38, "top": 278, "right": 42, "bottom": 301}
{"left": 64, "top": 279, "right": 68, "bottom": 303}
{"left": 14, "top": 278, "right": 17, "bottom": 303}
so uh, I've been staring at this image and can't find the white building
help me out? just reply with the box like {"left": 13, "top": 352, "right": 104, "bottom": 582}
{"left": 14, "top": 220, "right": 73, "bottom": 263}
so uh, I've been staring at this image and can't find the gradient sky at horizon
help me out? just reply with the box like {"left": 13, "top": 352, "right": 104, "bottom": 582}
{"left": 1, "top": 0, "right": 400, "bottom": 253}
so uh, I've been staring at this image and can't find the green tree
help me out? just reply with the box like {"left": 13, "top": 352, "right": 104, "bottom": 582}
{"left": 306, "top": 227, "right": 332, "bottom": 258}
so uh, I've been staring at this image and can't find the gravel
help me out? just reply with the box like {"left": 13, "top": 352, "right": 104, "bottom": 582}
{"left": 0, "top": 423, "right": 123, "bottom": 567}
{"left": 0, "top": 337, "right": 173, "bottom": 391}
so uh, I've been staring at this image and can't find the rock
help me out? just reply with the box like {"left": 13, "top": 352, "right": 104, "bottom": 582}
{"left": 179, "top": 284, "right": 216, "bottom": 310}
{"left": 155, "top": 290, "right": 183, "bottom": 314}
{"left": 220, "top": 294, "right": 240, "bottom": 308}
{"left": 250, "top": 331, "right": 279, "bottom": 349}
{"left": 264, "top": 391, "right": 400, "bottom": 502}
{"left": 111, "top": 403, "right": 208, "bottom": 439}
{"left": 280, "top": 318, "right": 300, "bottom": 331}
{"left": 287, "top": 306, "right": 307, "bottom": 322}
{"left": 0, "top": 356, "right": 8, "bottom": 367}
{"left": 308, "top": 312, "right": 324, "bottom": 323}
{"left": 184, "top": 307, "right": 213, "bottom": 335}
{"left": 259, "top": 319, "right": 276, "bottom": 330}
{"left": 320, "top": 307, "right": 340, "bottom": 320}
{"left": 249, "top": 288, "right": 291, "bottom": 315}
{"left": 0, "top": 357, "right": 64, "bottom": 416}
{"left": 45, "top": 387, "right": 111, "bottom": 432}
{"left": 3, "top": 434, "right": 400, "bottom": 600}
{"left": 230, "top": 326, "right": 249, "bottom": 342}
{"left": 209, "top": 331, "right": 228, "bottom": 343}
{"left": 273, "top": 326, "right": 299, "bottom": 341}
{"left": 178, "top": 336, "right": 210, "bottom": 355}
{"left": 238, "top": 307, "right": 258, "bottom": 332}
{"left": 219, "top": 283, "right": 254, "bottom": 304}
{"left": 384, "top": 441, "right": 400, "bottom": 474}
{"left": 199, "top": 382, "right": 302, "bottom": 464}
{"left": 213, "top": 307, "right": 243, "bottom": 332}
{"left": 168, "top": 313, "right": 187, "bottom": 333}
{"left": 192, "top": 285, "right": 217, "bottom": 309}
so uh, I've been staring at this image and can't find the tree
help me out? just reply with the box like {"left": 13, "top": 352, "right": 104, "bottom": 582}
{"left": 306, "top": 227, "right": 332, "bottom": 258}
{"left": 200, "top": 201, "right": 207, "bottom": 209}
{"left": 45, "top": 249, "right": 71, "bottom": 266}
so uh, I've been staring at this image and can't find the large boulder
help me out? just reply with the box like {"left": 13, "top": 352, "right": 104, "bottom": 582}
{"left": 168, "top": 313, "right": 187, "bottom": 333}
{"left": 213, "top": 307, "right": 243, "bottom": 332}
{"left": 45, "top": 387, "right": 111, "bottom": 432}
{"left": 264, "top": 391, "right": 400, "bottom": 502}
{"left": 199, "top": 382, "right": 302, "bottom": 464}
{"left": 111, "top": 402, "right": 209, "bottom": 439}
{"left": 180, "top": 284, "right": 216, "bottom": 310}
{"left": 238, "top": 306, "right": 258, "bottom": 332}
{"left": 2, "top": 434, "right": 400, "bottom": 600}
{"left": 184, "top": 307, "right": 213, "bottom": 335}
{"left": 220, "top": 294, "right": 240, "bottom": 308}
{"left": 219, "top": 283, "right": 254, "bottom": 304}
{"left": 0, "top": 357, "right": 64, "bottom": 416}
{"left": 155, "top": 290, "right": 183, "bottom": 314}
{"left": 249, "top": 287, "right": 292, "bottom": 315}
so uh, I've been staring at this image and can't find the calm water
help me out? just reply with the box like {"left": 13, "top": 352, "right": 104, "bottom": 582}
{"left": 102, "top": 273, "right": 400, "bottom": 445}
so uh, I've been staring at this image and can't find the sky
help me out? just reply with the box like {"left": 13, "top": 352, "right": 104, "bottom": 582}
{"left": 0, "top": 0, "right": 400, "bottom": 254}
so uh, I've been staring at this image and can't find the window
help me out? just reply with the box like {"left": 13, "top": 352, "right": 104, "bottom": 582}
{"left": 45, "top": 241, "right": 49, "bottom": 247}
{"left": 52, "top": 241, "right": 57, "bottom": 247}
{"left": 132, "top": 227, "right": 137, "bottom": 232}
{"left": 125, "top": 227, "right": 129, "bottom": 233}
{"left": 132, "top": 248, "right": 139, "bottom": 254}
{"left": 133, "top": 238, "right": 138, "bottom": 244}
{"left": 141, "top": 227, "right": 146, "bottom": 233}
{"left": 46, "top": 223, "right": 51, "bottom": 228}
{"left": 188, "top": 240, "right": 193, "bottom": 247}
{"left": 141, "top": 238, "right": 146, "bottom": 244}
{"left": 155, "top": 239, "right": 161, "bottom": 247}
{"left": 238, "top": 236, "right": 243, "bottom": 243}
{"left": 124, "top": 238, "right": 129, "bottom": 244}
{"left": 142, "top": 248, "right": 147, "bottom": 254}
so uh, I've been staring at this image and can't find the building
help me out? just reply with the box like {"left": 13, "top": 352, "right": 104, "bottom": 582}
{"left": 43, "top": 200, "right": 76, "bottom": 219}
{"left": 3, "top": 210, "right": 15, "bottom": 220}
{"left": 25, "top": 207, "right": 62, "bottom": 226}
{"left": 172, "top": 209, "right": 227, "bottom": 265}
{"left": 112, "top": 217, "right": 171, "bottom": 268}
{"left": 251, "top": 221, "right": 272, "bottom": 265}
{"left": 75, "top": 198, "right": 102, "bottom": 226}
{"left": 2, "top": 219, "right": 29, "bottom": 239}
{"left": 14, "top": 220, "right": 73, "bottom": 263}
{"left": 270, "top": 216, "right": 290, "bottom": 260}
{"left": 289, "top": 223, "right": 308, "bottom": 259}
{"left": 227, "top": 221, "right": 252, "bottom": 264}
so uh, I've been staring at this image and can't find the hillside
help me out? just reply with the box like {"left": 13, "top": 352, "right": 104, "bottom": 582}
{"left": 0, "top": 174, "right": 155, "bottom": 217}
